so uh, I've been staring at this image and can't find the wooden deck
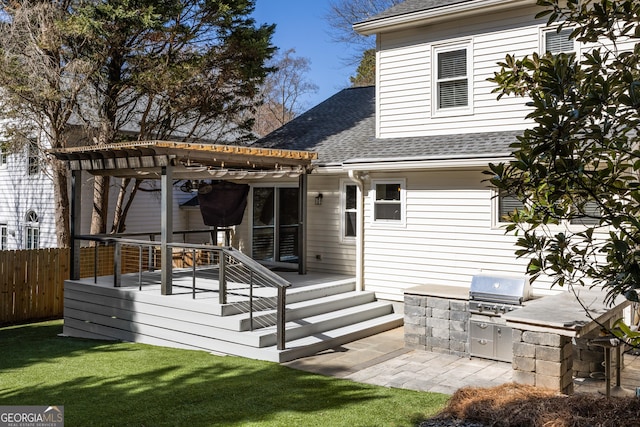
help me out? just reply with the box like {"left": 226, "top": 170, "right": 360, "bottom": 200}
{"left": 62, "top": 269, "right": 404, "bottom": 362}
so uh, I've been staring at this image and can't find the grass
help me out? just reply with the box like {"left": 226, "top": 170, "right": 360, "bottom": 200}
{"left": 0, "top": 320, "right": 449, "bottom": 426}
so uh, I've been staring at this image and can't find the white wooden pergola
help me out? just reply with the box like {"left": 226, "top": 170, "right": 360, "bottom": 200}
{"left": 49, "top": 141, "right": 317, "bottom": 295}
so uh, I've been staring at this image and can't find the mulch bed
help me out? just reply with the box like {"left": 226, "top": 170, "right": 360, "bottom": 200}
{"left": 420, "top": 383, "right": 640, "bottom": 427}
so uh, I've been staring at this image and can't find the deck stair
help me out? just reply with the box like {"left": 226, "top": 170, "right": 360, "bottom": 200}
{"left": 63, "top": 275, "right": 403, "bottom": 363}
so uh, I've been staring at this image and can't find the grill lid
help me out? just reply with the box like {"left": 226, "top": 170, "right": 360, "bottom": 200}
{"left": 469, "top": 274, "right": 532, "bottom": 304}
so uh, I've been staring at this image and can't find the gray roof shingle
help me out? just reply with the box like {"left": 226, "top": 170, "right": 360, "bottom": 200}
{"left": 253, "top": 85, "right": 519, "bottom": 167}
{"left": 357, "top": 0, "right": 475, "bottom": 25}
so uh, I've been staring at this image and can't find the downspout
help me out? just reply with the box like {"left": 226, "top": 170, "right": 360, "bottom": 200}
{"left": 348, "top": 170, "right": 367, "bottom": 292}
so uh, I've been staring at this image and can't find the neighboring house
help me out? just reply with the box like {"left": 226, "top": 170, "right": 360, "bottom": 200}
{"left": 0, "top": 136, "right": 205, "bottom": 250}
{"left": 241, "top": 0, "right": 621, "bottom": 301}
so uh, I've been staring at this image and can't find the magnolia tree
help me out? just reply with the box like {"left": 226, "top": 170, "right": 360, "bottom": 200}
{"left": 488, "top": 0, "right": 640, "bottom": 306}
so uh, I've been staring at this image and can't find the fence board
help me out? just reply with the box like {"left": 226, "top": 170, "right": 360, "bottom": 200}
{"left": 0, "top": 248, "right": 72, "bottom": 325}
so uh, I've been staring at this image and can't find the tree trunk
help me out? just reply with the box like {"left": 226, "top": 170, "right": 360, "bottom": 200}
{"left": 90, "top": 175, "right": 110, "bottom": 235}
{"left": 51, "top": 160, "right": 71, "bottom": 247}
{"left": 111, "top": 178, "right": 141, "bottom": 234}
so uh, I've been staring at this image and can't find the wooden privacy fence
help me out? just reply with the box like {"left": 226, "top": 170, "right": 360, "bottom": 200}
{"left": 0, "top": 248, "right": 69, "bottom": 325}
{"left": 0, "top": 246, "right": 127, "bottom": 326}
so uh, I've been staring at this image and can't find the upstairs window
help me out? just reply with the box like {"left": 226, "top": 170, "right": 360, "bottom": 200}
{"left": 25, "top": 210, "right": 39, "bottom": 249}
{"left": 435, "top": 45, "right": 469, "bottom": 110}
{"left": 27, "top": 139, "right": 39, "bottom": 176}
{"left": 544, "top": 28, "right": 575, "bottom": 55}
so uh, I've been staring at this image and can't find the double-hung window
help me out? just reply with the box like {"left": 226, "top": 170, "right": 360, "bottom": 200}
{"left": 372, "top": 180, "right": 405, "bottom": 225}
{"left": 341, "top": 181, "right": 357, "bottom": 241}
{"left": 25, "top": 211, "right": 39, "bottom": 249}
{"left": 0, "top": 147, "right": 7, "bottom": 169}
{"left": 0, "top": 224, "right": 7, "bottom": 250}
{"left": 27, "top": 139, "right": 39, "bottom": 176}
{"left": 495, "top": 189, "right": 525, "bottom": 226}
{"left": 434, "top": 42, "right": 471, "bottom": 113}
{"left": 543, "top": 27, "right": 575, "bottom": 55}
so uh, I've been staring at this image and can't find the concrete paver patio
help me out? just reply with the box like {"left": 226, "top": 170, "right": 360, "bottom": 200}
{"left": 283, "top": 327, "right": 640, "bottom": 396}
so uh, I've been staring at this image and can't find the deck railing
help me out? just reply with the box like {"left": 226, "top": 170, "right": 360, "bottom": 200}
{"left": 75, "top": 233, "right": 291, "bottom": 349}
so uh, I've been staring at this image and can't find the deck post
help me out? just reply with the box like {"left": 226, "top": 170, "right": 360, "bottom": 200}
{"left": 161, "top": 165, "right": 173, "bottom": 295}
{"left": 298, "top": 172, "right": 307, "bottom": 275}
{"left": 219, "top": 251, "right": 227, "bottom": 304}
{"left": 70, "top": 170, "right": 82, "bottom": 280}
{"left": 277, "top": 286, "right": 286, "bottom": 350}
{"left": 113, "top": 242, "right": 122, "bottom": 287}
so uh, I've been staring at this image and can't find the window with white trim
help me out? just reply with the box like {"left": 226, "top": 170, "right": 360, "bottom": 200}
{"left": 0, "top": 224, "right": 7, "bottom": 250}
{"left": 0, "top": 147, "right": 7, "bottom": 169}
{"left": 341, "top": 181, "right": 357, "bottom": 241}
{"left": 544, "top": 28, "right": 574, "bottom": 55}
{"left": 434, "top": 43, "right": 470, "bottom": 112}
{"left": 25, "top": 211, "right": 39, "bottom": 249}
{"left": 570, "top": 200, "right": 600, "bottom": 226}
{"left": 497, "top": 190, "right": 525, "bottom": 224}
{"left": 372, "top": 180, "right": 405, "bottom": 224}
{"left": 27, "top": 139, "right": 39, "bottom": 176}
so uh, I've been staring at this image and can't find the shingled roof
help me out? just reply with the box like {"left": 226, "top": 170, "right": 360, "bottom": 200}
{"left": 253, "top": 85, "right": 519, "bottom": 168}
{"left": 357, "top": 0, "right": 475, "bottom": 25}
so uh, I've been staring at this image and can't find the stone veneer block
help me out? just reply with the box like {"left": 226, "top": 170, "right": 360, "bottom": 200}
{"left": 513, "top": 342, "right": 536, "bottom": 358}
{"left": 450, "top": 301, "right": 468, "bottom": 311}
{"left": 536, "top": 359, "right": 570, "bottom": 377}
{"left": 536, "top": 343, "right": 572, "bottom": 362}
{"left": 431, "top": 308, "right": 450, "bottom": 320}
{"left": 513, "top": 356, "right": 535, "bottom": 372}
{"left": 404, "top": 295, "right": 426, "bottom": 307}
{"left": 404, "top": 304, "right": 426, "bottom": 318}
{"left": 426, "top": 297, "right": 451, "bottom": 310}
{"left": 522, "top": 331, "right": 563, "bottom": 347}
{"left": 426, "top": 317, "right": 450, "bottom": 330}
{"left": 450, "top": 310, "right": 469, "bottom": 322}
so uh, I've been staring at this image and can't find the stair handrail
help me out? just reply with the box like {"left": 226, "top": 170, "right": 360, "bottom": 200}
{"left": 75, "top": 235, "right": 291, "bottom": 350}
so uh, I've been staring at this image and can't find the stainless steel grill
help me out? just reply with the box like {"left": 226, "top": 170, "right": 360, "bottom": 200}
{"left": 468, "top": 274, "right": 532, "bottom": 362}
{"left": 469, "top": 274, "right": 532, "bottom": 316}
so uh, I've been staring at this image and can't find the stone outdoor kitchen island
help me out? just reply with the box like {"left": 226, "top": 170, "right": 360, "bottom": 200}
{"left": 503, "top": 289, "right": 630, "bottom": 394}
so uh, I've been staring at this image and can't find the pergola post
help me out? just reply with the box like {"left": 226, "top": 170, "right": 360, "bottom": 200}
{"left": 70, "top": 169, "right": 82, "bottom": 280}
{"left": 298, "top": 172, "right": 308, "bottom": 275}
{"left": 161, "top": 165, "right": 173, "bottom": 295}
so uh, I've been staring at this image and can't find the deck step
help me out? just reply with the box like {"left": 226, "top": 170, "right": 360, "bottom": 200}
{"left": 62, "top": 276, "right": 403, "bottom": 363}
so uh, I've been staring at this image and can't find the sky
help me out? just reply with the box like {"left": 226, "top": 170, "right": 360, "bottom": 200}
{"left": 252, "top": 0, "right": 362, "bottom": 111}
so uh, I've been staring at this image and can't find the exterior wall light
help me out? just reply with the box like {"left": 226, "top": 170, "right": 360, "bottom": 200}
{"left": 315, "top": 193, "right": 323, "bottom": 205}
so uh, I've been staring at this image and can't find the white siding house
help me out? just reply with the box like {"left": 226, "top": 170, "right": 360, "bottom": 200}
{"left": 250, "top": 0, "right": 606, "bottom": 301}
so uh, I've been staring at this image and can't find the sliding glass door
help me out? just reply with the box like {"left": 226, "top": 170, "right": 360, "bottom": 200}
{"left": 252, "top": 186, "right": 299, "bottom": 267}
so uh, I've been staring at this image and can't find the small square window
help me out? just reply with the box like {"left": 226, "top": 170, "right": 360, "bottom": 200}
{"left": 544, "top": 28, "right": 574, "bottom": 55}
{"left": 497, "top": 190, "right": 524, "bottom": 223}
{"left": 570, "top": 200, "right": 600, "bottom": 226}
{"left": 373, "top": 180, "right": 405, "bottom": 224}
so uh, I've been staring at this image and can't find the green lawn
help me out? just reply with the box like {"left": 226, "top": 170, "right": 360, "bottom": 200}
{"left": 0, "top": 320, "right": 448, "bottom": 426}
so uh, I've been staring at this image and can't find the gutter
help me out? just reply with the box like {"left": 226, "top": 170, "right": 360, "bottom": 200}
{"left": 348, "top": 170, "right": 367, "bottom": 293}
{"left": 353, "top": 0, "right": 529, "bottom": 36}
{"left": 343, "top": 153, "right": 513, "bottom": 171}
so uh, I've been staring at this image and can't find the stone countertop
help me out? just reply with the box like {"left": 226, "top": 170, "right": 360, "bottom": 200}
{"left": 404, "top": 285, "right": 469, "bottom": 300}
{"left": 503, "top": 288, "right": 630, "bottom": 337}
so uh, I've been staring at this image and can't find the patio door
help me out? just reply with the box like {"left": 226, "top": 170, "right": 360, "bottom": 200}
{"left": 252, "top": 186, "right": 299, "bottom": 268}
